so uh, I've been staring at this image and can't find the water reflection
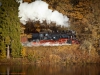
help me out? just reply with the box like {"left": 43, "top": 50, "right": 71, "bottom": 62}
{"left": 0, "top": 64, "right": 100, "bottom": 75}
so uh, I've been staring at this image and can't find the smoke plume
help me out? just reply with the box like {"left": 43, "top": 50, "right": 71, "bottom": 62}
{"left": 17, "top": 0, "right": 69, "bottom": 27}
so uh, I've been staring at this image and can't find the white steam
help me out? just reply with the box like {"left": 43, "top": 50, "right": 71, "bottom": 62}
{"left": 18, "top": 0, "right": 69, "bottom": 27}
{"left": 16, "top": 0, "right": 22, "bottom": 3}
{"left": 22, "top": 41, "right": 71, "bottom": 47}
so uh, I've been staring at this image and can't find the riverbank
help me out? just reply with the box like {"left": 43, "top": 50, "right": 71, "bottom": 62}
{"left": 0, "top": 45, "right": 100, "bottom": 65}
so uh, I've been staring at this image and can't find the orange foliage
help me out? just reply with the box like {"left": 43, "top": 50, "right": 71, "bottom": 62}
{"left": 22, "top": 45, "right": 100, "bottom": 64}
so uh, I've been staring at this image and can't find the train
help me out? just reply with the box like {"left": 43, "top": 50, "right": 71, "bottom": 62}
{"left": 31, "top": 30, "right": 79, "bottom": 45}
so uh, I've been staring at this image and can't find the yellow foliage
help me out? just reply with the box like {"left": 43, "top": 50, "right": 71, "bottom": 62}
{"left": 0, "top": 50, "right": 6, "bottom": 58}
{"left": 75, "top": 12, "right": 83, "bottom": 19}
{"left": 49, "top": 54, "right": 61, "bottom": 63}
{"left": 36, "top": 28, "right": 40, "bottom": 32}
{"left": 21, "top": 47, "right": 27, "bottom": 57}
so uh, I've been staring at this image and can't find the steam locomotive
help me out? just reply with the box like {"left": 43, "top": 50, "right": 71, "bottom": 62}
{"left": 32, "top": 30, "right": 79, "bottom": 45}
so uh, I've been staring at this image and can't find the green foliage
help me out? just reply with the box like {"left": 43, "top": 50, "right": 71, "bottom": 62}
{"left": 0, "top": 0, "right": 22, "bottom": 58}
{"left": 27, "top": 54, "right": 36, "bottom": 62}
{"left": 0, "top": 41, "right": 6, "bottom": 58}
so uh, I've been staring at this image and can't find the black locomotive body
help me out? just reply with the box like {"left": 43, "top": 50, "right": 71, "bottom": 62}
{"left": 32, "top": 30, "right": 79, "bottom": 44}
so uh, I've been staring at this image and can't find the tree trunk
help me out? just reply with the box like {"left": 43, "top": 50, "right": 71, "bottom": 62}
{"left": 7, "top": 67, "right": 10, "bottom": 75}
{"left": 7, "top": 45, "right": 10, "bottom": 59}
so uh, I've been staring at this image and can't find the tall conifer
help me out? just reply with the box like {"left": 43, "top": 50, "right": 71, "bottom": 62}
{"left": 0, "top": 0, "right": 22, "bottom": 58}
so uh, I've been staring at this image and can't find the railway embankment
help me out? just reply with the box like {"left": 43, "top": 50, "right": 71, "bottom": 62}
{"left": 0, "top": 45, "right": 100, "bottom": 65}
{"left": 21, "top": 45, "right": 100, "bottom": 64}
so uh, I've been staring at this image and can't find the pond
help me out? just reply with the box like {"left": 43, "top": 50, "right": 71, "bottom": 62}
{"left": 0, "top": 64, "right": 100, "bottom": 75}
